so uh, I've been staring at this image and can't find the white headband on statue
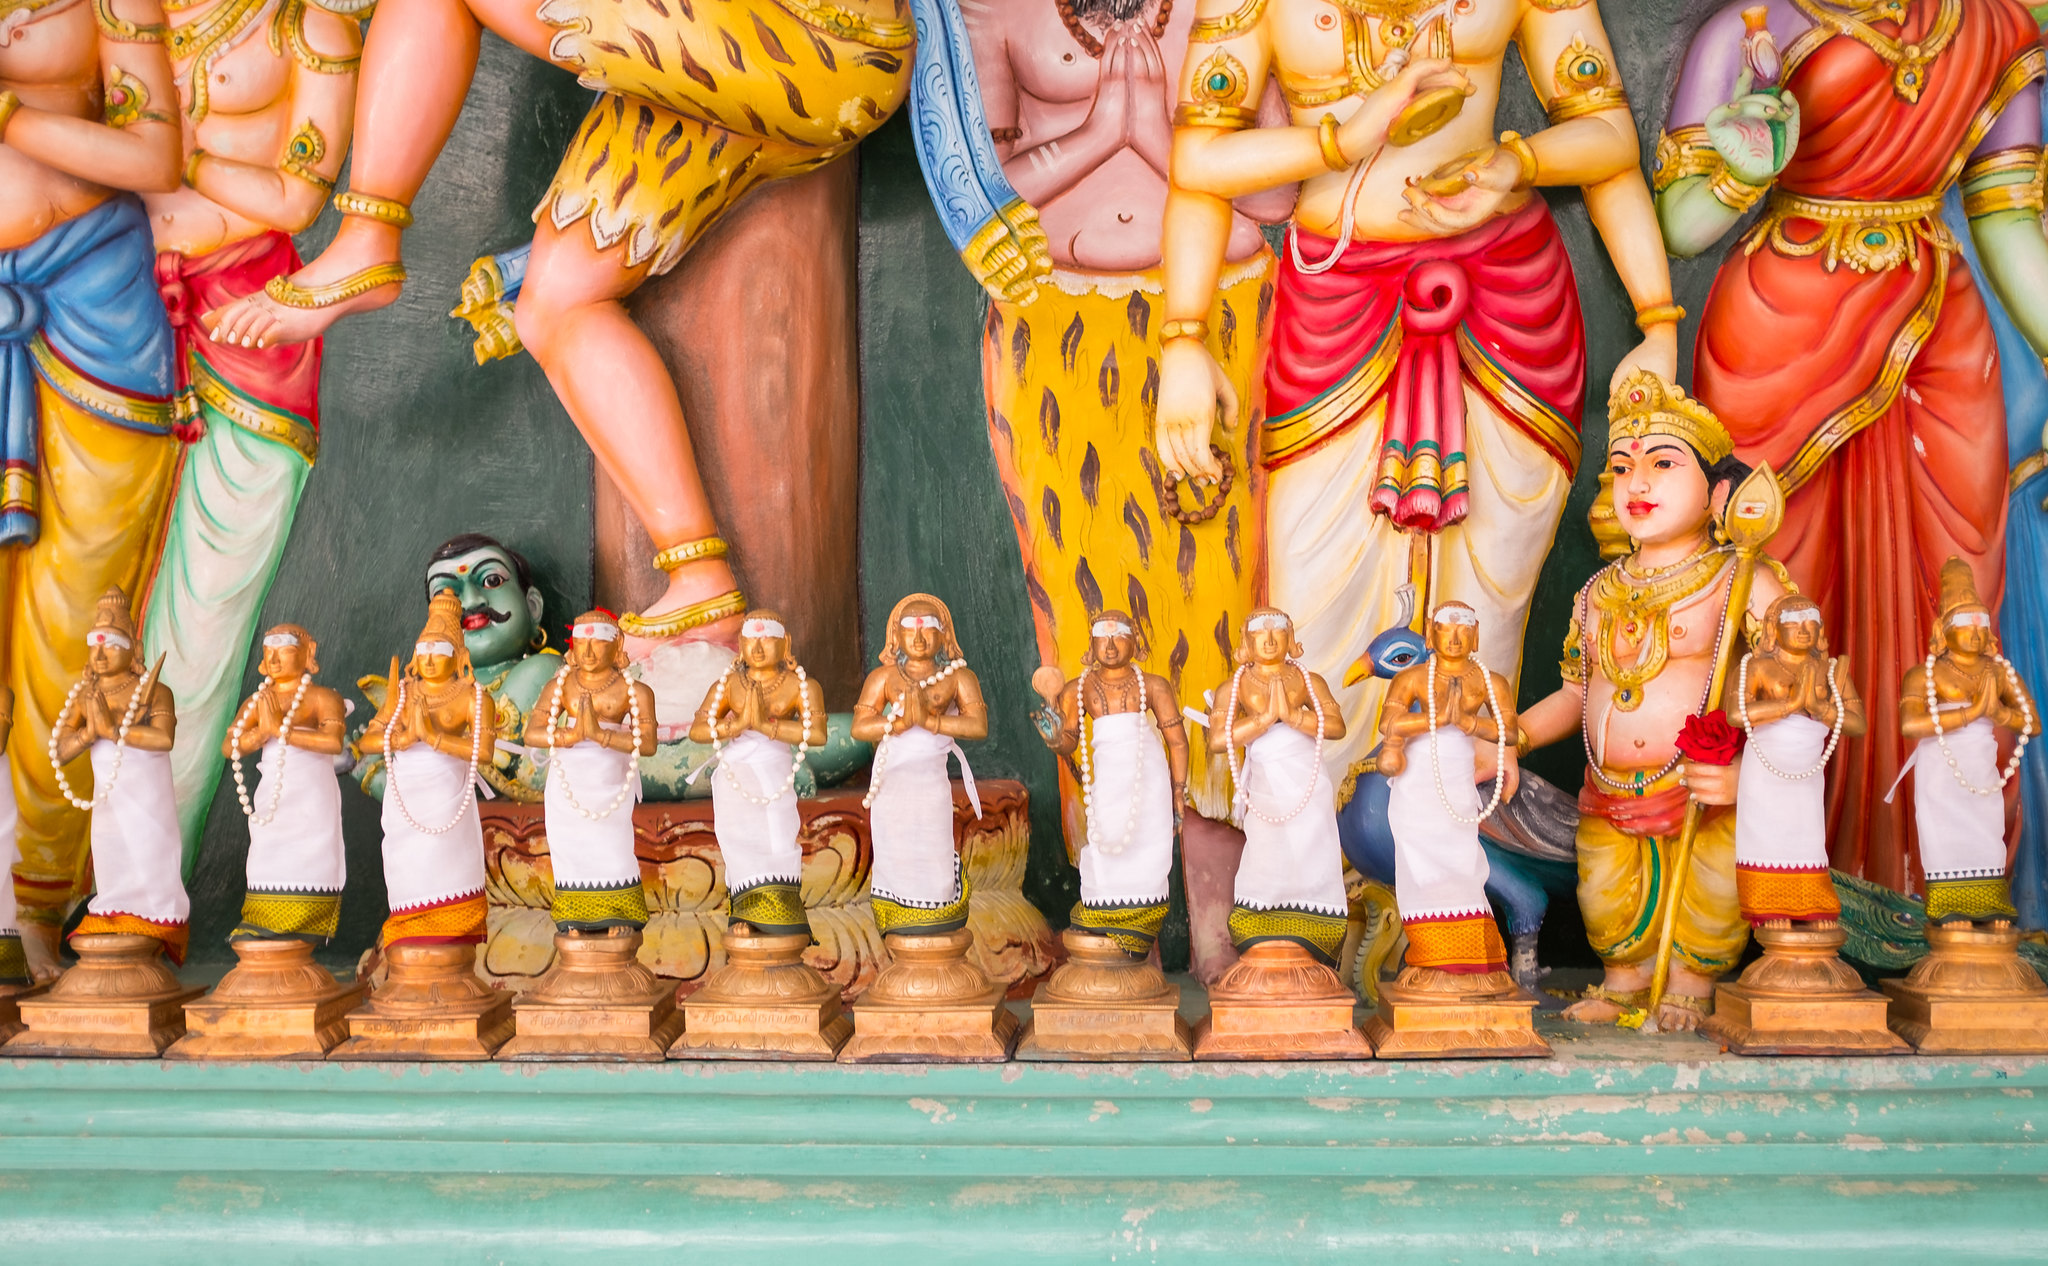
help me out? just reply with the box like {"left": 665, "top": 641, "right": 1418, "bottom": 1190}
{"left": 572, "top": 622, "right": 621, "bottom": 642}
{"left": 740, "top": 618, "right": 786, "bottom": 639}
{"left": 86, "top": 629, "right": 132, "bottom": 649}
{"left": 1948, "top": 611, "right": 1993, "bottom": 629}
{"left": 415, "top": 640, "right": 457, "bottom": 658}
{"left": 1777, "top": 608, "right": 1822, "bottom": 626}
{"left": 1090, "top": 619, "right": 1133, "bottom": 637}
{"left": 1432, "top": 607, "right": 1479, "bottom": 627}
{"left": 262, "top": 632, "right": 302, "bottom": 648}
{"left": 1245, "top": 613, "right": 1291, "bottom": 633}
{"left": 900, "top": 614, "right": 943, "bottom": 630}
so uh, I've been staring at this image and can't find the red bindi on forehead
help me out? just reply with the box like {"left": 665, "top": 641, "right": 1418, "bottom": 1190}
{"left": 1628, "top": 439, "right": 1642, "bottom": 453}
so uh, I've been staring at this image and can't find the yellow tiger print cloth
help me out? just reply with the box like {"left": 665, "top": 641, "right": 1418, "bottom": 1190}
{"left": 552, "top": 881, "right": 651, "bottom": 932}
{"left": 232, "top": 889, "right": 343, "bottom": 943}
{"left": 982, "top": 255, "right": 1275, "bottom": 845}
{"left": 535, "top": 0, "right": 913, "bottom": 275}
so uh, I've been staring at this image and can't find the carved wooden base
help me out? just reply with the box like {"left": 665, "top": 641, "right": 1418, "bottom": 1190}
{"left": 0, "top": 983, "right": 48, "bottom": 1045}
{"left": 1881, "top": 923, "right": 2048, "bottom": 1055}
{"left": 3, "top": 934, "right": 205, "bottom": 1058}
{"left": 1015, "top": 931, "right": 1192, "bottom": 1062}
{"left": 1363, "top": 966, "right": 1551, "bottom": 1059}
{"left": 669, "top": 930, "right": 851, "bottom": 1061}
{"left": 1705, "top": 925, "right": 1907, "bottom": 1056}
{"left": 839, "top": 929, "right": 1019, "bottom": 1064}
{"left": 329, "top": 942, "right": 514, "bottom": 1061}
{"left": 500, "top": 931, "right": 685, "bottom": 1062}
{"left": 166, "top": 939, "right": 366, "bottom": 1061}
{"left": 1190, "top": 942, "right": 1373, "bottom": 1061}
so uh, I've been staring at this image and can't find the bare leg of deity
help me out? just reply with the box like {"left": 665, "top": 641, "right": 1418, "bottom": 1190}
{"left": 515, "top": 221, "right": 742, "bottom": 645}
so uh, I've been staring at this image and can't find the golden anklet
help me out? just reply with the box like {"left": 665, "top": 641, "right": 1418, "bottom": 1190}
{"left": 332, "top": 190, "right": 415, "bottom": 228}
{"left": 617, "top": 589, "right": 748, "bottom": 639}
{"left": 652, "top": 536, "right": 730, "bottom": 572}
{"left": 264, "top": 263, "right": 408, "bottom": 309}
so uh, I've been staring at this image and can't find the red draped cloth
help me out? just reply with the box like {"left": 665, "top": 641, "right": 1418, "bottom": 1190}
{"left": 155, "top": 231, "right": 322, "bottom": 442}
{"left": 1692, "top": 0, "right": 2040, "bottom": 893}
{"left": 1264, "top": 199, "right": 1584, "bottom": 530}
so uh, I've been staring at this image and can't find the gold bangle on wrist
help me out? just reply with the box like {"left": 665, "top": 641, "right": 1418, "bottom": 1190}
{"left": 0, "top": 91, "right": 21, "bottom": 142}
{"left": 1159, "top": 318, "right": 1210, "bottom": 345}
{"left": 1499, "top": 130, "right": 1539, "bottom": 190}
{"left": 1317, "top": 113, "right": 1350, "bottom": 172}
{"left": 332, "top": 190, "right": 415, "bottom": 228}
{"left": 651, "top": 536, "right": 730, "bottom": 572}
{"left": 1633, "top": 303, "right": 1686, "bottom": 331}
{"left": 183, "top": 147, "right": 206, "bottom": 189}
{"left": 1705, "top": 166, "right": 1770, "bottom": 213}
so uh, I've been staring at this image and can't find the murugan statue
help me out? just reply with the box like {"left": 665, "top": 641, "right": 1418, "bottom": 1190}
{"left": 1, "top": 0, "right": 184, "bottom": 982}
{"left": 171, "top": 623, "right": 363, "bottom": 1060}
{"left": 673, "top": 610, "right": 847, "bottom": 1059}
{"left": 1883, "top": 556, "right": 2048, "bottom": 1053}
{"left": 1369, "top": 600, "right": 1543, "bottom": 1055}
{"left": 1194, "top": 608, "right": 1369, "bottom": 1059}
{"left": 1519, "top": 374, "right": 1789, "bottom": 1033}
{"left": 958, "top": 0, "right": 1294, "bottom": 978}
{"left": 841, "top": 594, "right": 1014, "bottom": 1063}
{"left": 8, "top": 588, "right": 202, "bottom": 1057}
{"left": 141, "top": 0, "right": 363, "bottom": 862}
{"left": 501, "top": 608, "right": 680, "bottom": 1059}
{"left": 337, "top": 589, "right": 511, "bottom": 1059}
{"left": 1703, "top": 595, "right": 1904, "bottom": 1055}
{"left": 1661, "top": 0, "right": 2048, "bottom": 899}
{"left": 1030, "top": 610, "right": 1188, "bottom": 960}
{"left": 202, "top": 0, "right": 1047, "bottom": 645}
{"left": 1158, "top": 0, "right": 1681, "bottom": 817}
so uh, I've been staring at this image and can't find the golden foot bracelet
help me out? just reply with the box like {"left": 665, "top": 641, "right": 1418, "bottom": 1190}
{"left": 652, "top": 536, "right": 729, "bottom": 572}
{"left": 332, "top": 191, "right": 415, "bottom": 228}
{"left": 263, "top": 263, "right": 408, "bottom": 310}
{"left": 617, "top": 589, "right": 747, "bottom": 639}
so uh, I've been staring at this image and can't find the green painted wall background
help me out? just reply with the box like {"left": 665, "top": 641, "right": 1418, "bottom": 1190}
{"left": 182, "top": 1, "right": 1726, "bottom": 969}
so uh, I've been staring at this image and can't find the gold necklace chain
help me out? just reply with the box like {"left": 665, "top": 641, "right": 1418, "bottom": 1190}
{"left": 1588, "top": 549, "right": 1732, "bottom": 712}
{"left": 1791, "top": 0, "right": 1960, "bottom": 103}
{"left": 166, "top": 0, "right": 273, "bottom": 122}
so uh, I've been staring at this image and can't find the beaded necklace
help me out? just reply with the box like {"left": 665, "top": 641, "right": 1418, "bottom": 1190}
{"left": 50, "top": 662, "right": 161, "bottom": 811}
{"left": 1222, "top": 659, "right": 1325, "bottom": 825}
{"left": 1424, "top": 654, "right": 1505, "bottom": 824}
{"left": 229, "top": 674, "right": 313, "bottom": 825}
{"left": 384, "top": 675, "right": 486, "bottom": 835}
{"left": 863, "top": 658, "right": 969, "bottom": 810}
{"left": 1735, "top": 653, "right": 1846, "bottom": 782}
{"left": 707, "top": 665, "right": 812, "bottom": 805}
{"left": 1073, "top": 666, "right": 1143, "bottom": 855}
{"left": 541, "top": 663, "right": 642, "bottom": 820}
{"left": 1924, "top": 652, "right": 2034, "bottom": 796}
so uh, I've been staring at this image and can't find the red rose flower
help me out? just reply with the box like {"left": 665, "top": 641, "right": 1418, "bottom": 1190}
{"left": 1676, "top": 709, "right": 1745, "bottom": 766}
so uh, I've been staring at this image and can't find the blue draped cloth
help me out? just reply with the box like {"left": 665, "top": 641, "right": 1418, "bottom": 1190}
{"left": 0, "top": 195, "right": 175, "bottom": 547}
{"left": 1945, "top": 184, "right": 2048, "bottom": 930}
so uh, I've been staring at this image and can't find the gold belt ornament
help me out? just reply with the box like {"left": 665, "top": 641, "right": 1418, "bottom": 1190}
{"left": 1743, "top": 190, "right": 1955, "bottom": 275}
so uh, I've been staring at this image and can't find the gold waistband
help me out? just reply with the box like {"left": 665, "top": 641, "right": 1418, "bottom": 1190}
{"left": 1743, "top": 190, "right": 1956, "bottom": 275}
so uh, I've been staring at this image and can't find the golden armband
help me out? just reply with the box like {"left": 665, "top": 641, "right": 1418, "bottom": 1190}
{"left": 1963, "top": 181, "right": 2046, "bottom": 218}
{"left": 183, "top": 147, "right": 207, "bottom": 189}
{"left": 1546, "top": 36, "right": 1629, "bottom": 124}
{"left": 92, "top": 0, "right": 166, "bottom": 41}
{"left": 280, "top": 119, "right": 335, "bottom": 191}
{"left": 1189, "top": 0, "right": 1268, "bottom": 42}
{"left": 1559, "top": 617, "right": 1587, "bottom": 685}
{"left": 0, "top": 92, "right": 21, "bottom": 143}
{"left": 1174, "top": 102, "right": 1258, "bottom": 130}
{"left": 1651, "top": 125, "right": 1721, "bottom": 195}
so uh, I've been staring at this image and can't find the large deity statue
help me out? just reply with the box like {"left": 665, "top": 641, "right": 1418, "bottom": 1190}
{"left": 1658, "top": 0, "right": 2048, "bottom": 898}
{"left": 141, "top": 0, "right": 363, "bottom": 862}
{"left": 958, "top": 0, "right": 1293, "bottom": 951}
{"left": 1157, "top": 0, "right": 1679, "bottom": 794}
{"left": 1519, "top": 375, "right": 1788, "bottom": 1032}
{"left": 2, "top": 0, "right": 183, "bottom": 979}
{"left": 202, "top": 0, "right": 1049, "bottom": 646}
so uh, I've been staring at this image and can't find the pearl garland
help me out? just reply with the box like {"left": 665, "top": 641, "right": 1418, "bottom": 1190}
{"left": 1425, "top": 654, "right": 1507, "bottom": 825}
{"left": 1073, "top": 666, "right": 1142, "bottom": 856}
{"left": 1223, "top": 659, "right": 1325, "bottom": 826}
{"left": 50, "top": 659, "right": 161, "bottom": 811}
{"left": 383, "top": 675, "right": 486, "bottom": 836}
{"left": 229, "top": 673, "right": 313, "bottom": 825}
{"left": 708, "top": 664, "right": 811, "bottom": 806}
{"left": 864, "top": 658, "right": 969, "bottom": 811}
{"left": 541, "top": 662, "right": 642, "bottom": 820}
{"left": 1925, "top": 651, "right": 2034, "bottom": 796}
{"left": 1735, "top": 653, "right": 1845, "bottom": 781}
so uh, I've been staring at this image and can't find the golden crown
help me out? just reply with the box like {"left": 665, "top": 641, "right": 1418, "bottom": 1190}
{"left": 1607, "top": 370, "right": 1734, "bottom": 466}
